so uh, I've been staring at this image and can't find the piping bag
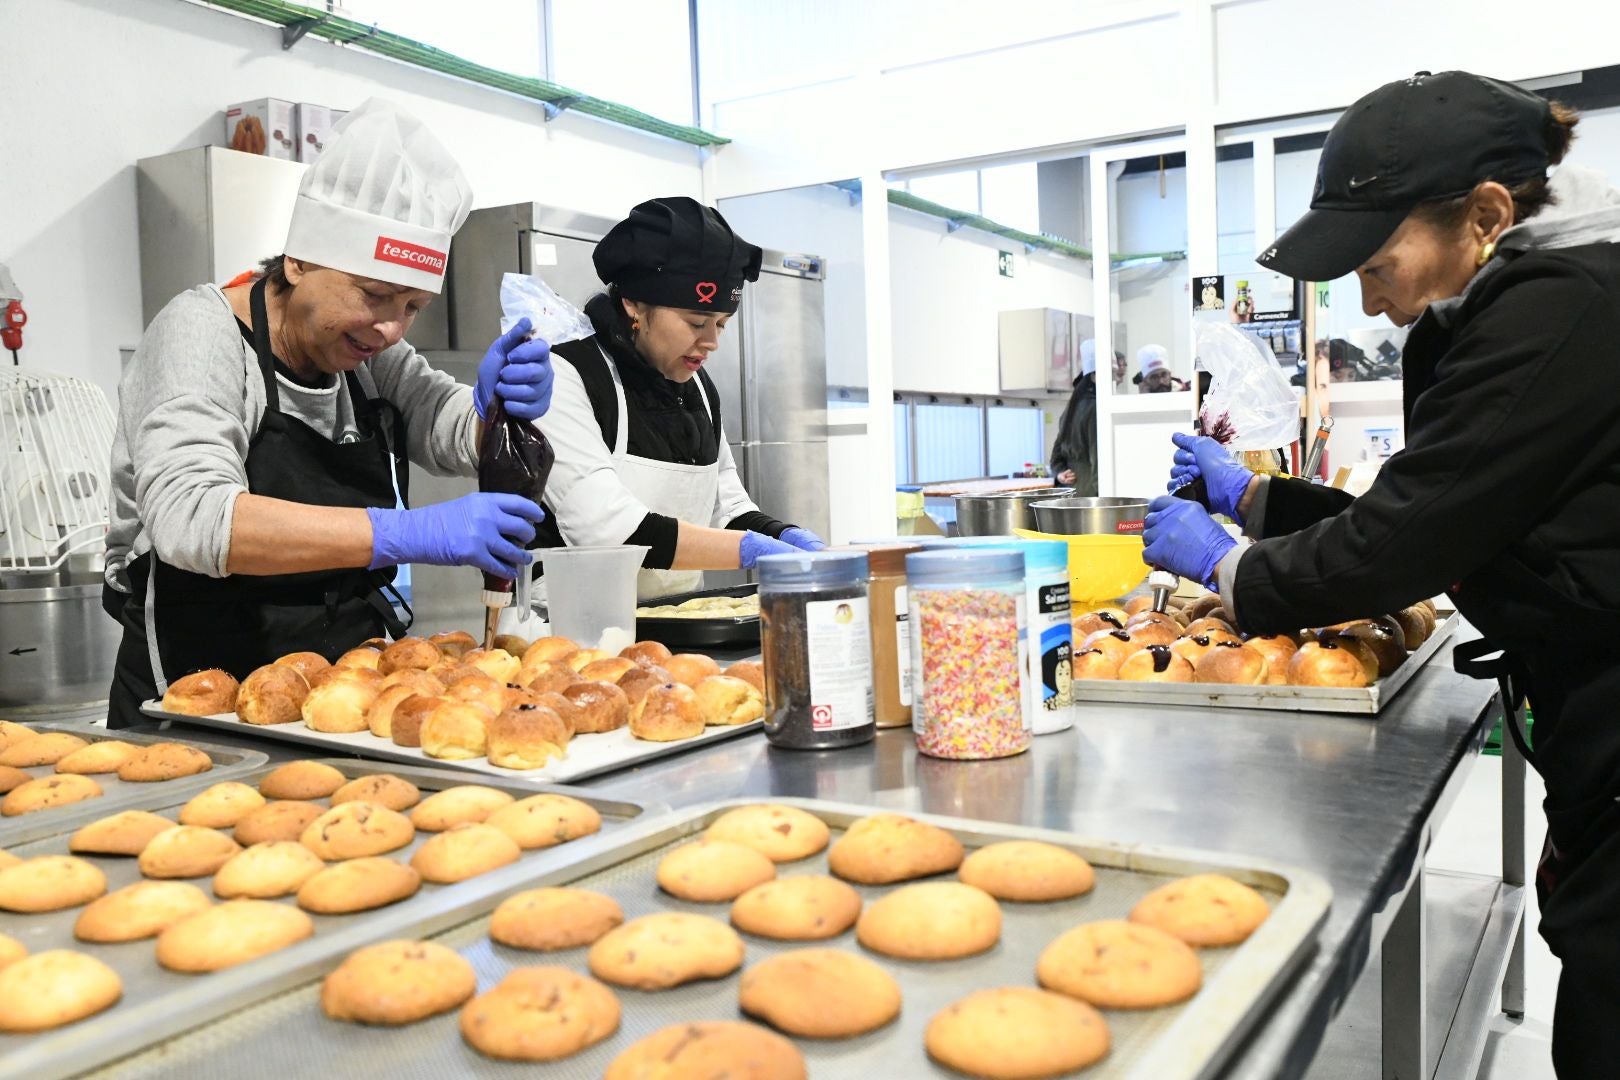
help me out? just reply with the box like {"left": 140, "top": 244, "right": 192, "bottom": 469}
{"left": 477, "top": 399, "right": 555, "bottom": 649}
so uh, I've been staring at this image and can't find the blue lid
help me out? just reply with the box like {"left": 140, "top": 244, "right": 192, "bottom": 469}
{"left": 757, "top": 550, "right": 868, "bottom": 589}
{"left": 905, "top": 548, "right": 1024, "bottom": 587}
{"left": 938, "top": 537, "right": 1068, "bottom": 574}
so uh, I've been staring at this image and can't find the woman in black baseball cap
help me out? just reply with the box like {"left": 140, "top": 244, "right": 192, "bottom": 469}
{"left": 531, "top": 196, "right": 824, "bottom": 599}
{"left": 1141, "top": 71, "right": 1620, "bottom": 1073}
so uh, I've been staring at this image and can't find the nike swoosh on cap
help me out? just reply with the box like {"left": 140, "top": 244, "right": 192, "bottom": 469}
{"left": 1347, "top": 175, "right": 1379, "bottom": 190}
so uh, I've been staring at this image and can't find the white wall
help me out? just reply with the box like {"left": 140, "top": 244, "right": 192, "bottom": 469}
{"left": 0, "top": 0, "right": 703, "bottom": 406}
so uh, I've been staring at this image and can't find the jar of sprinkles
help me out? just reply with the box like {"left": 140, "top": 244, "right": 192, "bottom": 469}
{"left": 905, "top": 549, "right": 1031, "bottom": 760}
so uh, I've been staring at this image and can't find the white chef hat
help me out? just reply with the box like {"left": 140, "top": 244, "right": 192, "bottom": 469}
{"left": 1079, "top": 338, "right": 1096, "bottom": 376}
{"left": 283, "top": 98, "right": 473, "bottom": 294}
{"left": 1138, "top": 344, "right": 1168, "bottom": 375}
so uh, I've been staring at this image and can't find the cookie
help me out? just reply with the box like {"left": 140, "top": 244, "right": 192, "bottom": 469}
{"left": 827, "top": 813, "right": 964, "bottom": 884}
{"left": 704, "top": 804, "right": 830, "bottom": 863}
{"left": 959, "top": 841, "right": 1096, "bottom": 902}
{"left": 68, "top": 810, "right": 176, "bottom": 855}
{"left": 409, "top": 823, "right": 521, "bottom": 884}
{"left": 489, "top": 887, "right": 625, "bottom": 951}
{"left": 0, "top": 732, "right": 88, "bottom": 767}
{"left": 1036, "top": 920, "right": 1202, "bottom": 1009}
{"left": 0, "top": 765, "right": 29, "bottom": 793}
{"left": 213, "top": 841, "right": 327, "bottom": 898}
{"left": 459, "top": 966, "right": 621, "bottom": 1062}
{"left": 259, "top": 760, "right": 346, "bottom": 800}
{"left": 138, "top": 825, "right": 242, "bottom": 879}
{"left": 0, "top": 856, "right": 108, "bottom": 912}
{"left": 588, "top": 912, "right": 745, "bottom": 990}
{"left": 74, "top": 881, "right": 213, "bottom": 942}
{"left": 485, "top": 793, "right": 601, "bottom": 850}
{"left": 299, "top": 802, "right": 415, "bottom": 860}
{"left": 925, "top": 987, "right": 1110, "bottom": 1079}
{"left": 739, "top": 948, "right": 901, "bottom": 1038}
{"left": 156, "top": 899, "right": 315, "bottom": 972}
{"left": 0, "top": 933, "right": 23, "bottom": 969}
{"left": 54, "top": 739, "right": 139, "bottom": 774}
{"left": 1127, "top": 872, "right": 1270, "bottom": 947}
{"left": 322, "top": 940, "right": 477, "bottom": 1026}
{"left": 604, "top": 1022, "right": 805, "bottom": 1080}
{"left": 233, "top": 800, "right": 323, "bottom": 845}
{"left": 730, "top": 875, "right": 862, "bottom": 941}
{"left": 330, "top": 773, "right": 422, "bottom": 812}
{"left": 856, "top": 882, "right": 1001, "bottom": 961}
{"left": 297, "top": 856, "right": 421, "bottom": 914}
{"left": 0, "top": 720, "right": 36, "bottom": 751}
{"left": 0, "top": 773, "right": 102, "bottom": 816}
{"left": 179, "top": 782, "right": 267, "bottom": 828}
{"left": 657, "top": 840, "right": 777, "bottom": 902}
{"left": 117, "top": 742, "right": 213, "bottom": 782}
{"left": 410, "top": 785, "right": 515, "bottom": 831}
{"left": 0, "top": 951, "right": 122, "bottom": 1033}
{"left": 0, "top": 848, "right": 19, "bottom": 869}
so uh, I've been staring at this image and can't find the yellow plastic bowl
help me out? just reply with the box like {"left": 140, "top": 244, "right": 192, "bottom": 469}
{"left": 1014, "top": 528, "right": 1149, "bottom": 605}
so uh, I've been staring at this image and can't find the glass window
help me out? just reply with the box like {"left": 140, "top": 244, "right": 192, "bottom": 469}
{"left": 913, "top": 403, "right": 983, "bottom": 483}
{"left": 548, "top": 0, "right": 695, "bottom": 123}
{"left": 894, "top": 402, "right": 913, "bottom": 485}
{"left": 1110, "top": 156, "right": 1192, "bottom": 396}
{"left": 905, "top": 173, "right": 980, "bottom": 212}
{"left": 986, "top": 405, "right": 1043, "bottom": 477}
{"left": 979, "top": 163, "right": 1041, "bottom": 235}
{"left": 341, "top": 0, "right": 543, "bottom": 79}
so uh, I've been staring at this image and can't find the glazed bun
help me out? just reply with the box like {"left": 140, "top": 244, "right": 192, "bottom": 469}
{"left": 446, "top": 672, "right": 507, "bottom": 717}
{"left": 493, "top": 633, "right": 531, "bottom": 657}
{"left": 163, "top": 669, "right": 241, "bottom": 716}
{"left": 335, "top": 647, "right": 382, "bottom": 671}
{"left": 390, "top": 694, "right": 442, "bottom": 748}
{"left": 462, "top": 648, "right": 521, "bottom": 686}
{"left": 1118, "top": 621, "right": 1178, "bottom": 649}
{"left": 1080, "top": 629, "right": 1138, "bottom": 668}
{"left": 379, "top": 668, "right": 445, "bottom": 698}
{"left": 562, "top": 649, "right": 606, "bottom": 673}
{"left": 580, "top": 657, "right": 637, "bottom": 684}
{"left": 302, "top": 678, "right": 379, "bottom": 733}
{"left": 1118, "top": 646, "right": 1194, "bottom": 682}
{"left": 274, "top": 652, "right": 331, "bottom": 683}
{"left": 559, "top": 682, "right": 630, "bottom": 735}
{"left": 1170, "top": 632, "right": 1237, "bottom": 670}
{"left": 1126, "top": 611, "right": 1178, "bottom": 633}
{"left": 618, "top": 665, "right": 672, "bottom": 710}
{"left": 521, "top": 636, "right": 580, "bottom": 668}
{"left": 1183, "top": 616, "right": 1237, "bottom": 639}
{"left": 1391, "top": 607, "right": 1432, "bottom": 651}
{"left": 662, "top": 653, "right": 722, "bottom": 688}
{"left": 420, "top": 700, "right": 492, "bottom": 761}
{"left": 1071, "top": 647, "right": 1121, "bottom": 680}
{"left": 692, "top": 676, "right": 765, "bottom": 727}
{"left": 367, "top": 684, "right": 421, "bottom": 739}
{"left": 1123, "top": 596, "right": 1157, "bottom": 617}
{"left": 487, "top": 704, "right": 571, "bottom": 770}
{"left": 1243, "top": 636, "right": 1298, "bottom": 684}
{"left": 378, "top": 637, "right": 439, "bottom": 675}
{"left": 1072, "top": 609, "right": 1127, "bottom": 638}
{"left": 515, "top": 661, "right": 583, "bottom": 695}
{"left": 1194, "top": 641, "right": 1268, "bottom": 684}
{"left": 236, "top": 665, "right": 308, "bottom": 726}
{"left": 502, "top": 686, "right": 548, "bottom": 712}
{"left": 1287, "top": 641, "right": 1369, "bottom": 687}
{"left": 630, "top": 682, "right": 704, "bottom": 742}
{"left": 536, "top": 692, "right": 584, "bottom": 736}
{"left": 1183, "top": 593, "right": 1225, "bottom": 622}
{"left": 430, "top": 630, "right": 478, "bottom": 658}
{"left": 723, "top": 661, "right": 764, "bottom": 695}
{"left": 621, "top": 640, "right": 673, "bottom": 668}
{"left": 1325, "top": 617, "right": 1408, "bottom": 678}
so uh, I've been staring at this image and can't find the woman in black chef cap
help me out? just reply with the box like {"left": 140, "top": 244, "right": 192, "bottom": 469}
{"left": 532, "top": 197, "right": 824, "bottom": 598}
{"left": 1141, "top": 71, "right": 1620, "bottom": 1075}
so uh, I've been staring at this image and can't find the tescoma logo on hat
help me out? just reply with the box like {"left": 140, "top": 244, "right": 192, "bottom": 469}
{"left": 374, "top": 236, "right": 447, "bottom": 275}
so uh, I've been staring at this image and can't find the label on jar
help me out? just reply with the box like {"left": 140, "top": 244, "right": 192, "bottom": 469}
{"left": 806, "top": 596, "right": 874, "bottom": 731}
{"left": 894, "top": 584, "right": 912, "bottom": 707}
{"left": 1034, "top": 580, "right": 1074, "bottom": 734}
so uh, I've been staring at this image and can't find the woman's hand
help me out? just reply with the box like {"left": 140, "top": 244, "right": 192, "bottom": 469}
{"left": 367, "top": 493, "right": 546, "bottom": 579}
{"left": 476, "top": 318, "right": 554, "bottom": 421}
{"left": 1168, "top": 433, "right": 1253, "bottom": 522}
{"left": 779, "top": 527, "right": 826, "bottom": 552}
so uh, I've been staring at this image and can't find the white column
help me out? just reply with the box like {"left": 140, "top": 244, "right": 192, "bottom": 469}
{"left": 1090, "top": 159, "right": 1118, "bottom": 496}
{"left": 859, "top": 170, "right": 897, "bottom": 540}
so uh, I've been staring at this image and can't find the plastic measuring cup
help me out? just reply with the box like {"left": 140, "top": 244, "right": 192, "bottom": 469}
{"left": 535, "top": 546, "right": 649, "bottom": 650}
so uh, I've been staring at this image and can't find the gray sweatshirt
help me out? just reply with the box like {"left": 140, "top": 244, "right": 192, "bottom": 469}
{"left": 105, "top": 284, "right": 478, "bottom": 585}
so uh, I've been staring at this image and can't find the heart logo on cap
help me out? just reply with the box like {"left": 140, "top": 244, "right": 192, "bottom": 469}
{"left": 695, "top": 282, "right": 717, "bottom": 304}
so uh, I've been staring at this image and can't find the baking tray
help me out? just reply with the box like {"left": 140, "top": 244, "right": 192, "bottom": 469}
{"left": 635, "top": 584, "right": 760, "bottom": 649}
{"left": 88, "top": 798, "right": 1332, "bottom": 1080}
{"left": 1072, "top": 609, "right": 1461, "bottom": 716}
{"left": 140, "top": 703, "right": 764, "bottom": 784}
{"left": 0, "top": 758, "right": 650, "bottom": 1080}
{"left": 0, "top": 721, "right": 267, "bottom": 829}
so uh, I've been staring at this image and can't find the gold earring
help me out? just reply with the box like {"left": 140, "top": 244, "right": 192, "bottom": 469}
{"left": 630, "top": 320, "right": 640, "bottom": 332}
{"left": 1476, "top": 240, "right": 1496, "bottom": 267}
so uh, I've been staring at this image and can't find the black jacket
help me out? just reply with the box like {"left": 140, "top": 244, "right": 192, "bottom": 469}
{"left": 1049, "top": 374, "right": 1098, "bottom": 496}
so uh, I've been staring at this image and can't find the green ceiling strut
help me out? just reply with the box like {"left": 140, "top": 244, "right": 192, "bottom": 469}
{"left": 201, "top": 0, "right": 730, "bottom": 147}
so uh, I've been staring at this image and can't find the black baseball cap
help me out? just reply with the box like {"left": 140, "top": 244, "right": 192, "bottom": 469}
{"left": 1258, "top": 71, "right": 1552, "bottom": 281}
{"left": 594, "top": 197, "right": 763, "bottom": 314}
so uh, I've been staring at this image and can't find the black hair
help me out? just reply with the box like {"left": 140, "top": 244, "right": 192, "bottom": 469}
{"left": 256, "top": 254, "right": 291, "bottom": 294}
{"left": 593, "top": 284, "right": 641, "bottom": 355}
{"left": 1410, "top": 100, "right": 1580, "bottom": 230}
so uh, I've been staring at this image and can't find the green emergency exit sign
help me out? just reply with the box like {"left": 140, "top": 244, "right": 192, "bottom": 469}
{"left": 998, "top": 250, "right": 1015, "bottom": 278}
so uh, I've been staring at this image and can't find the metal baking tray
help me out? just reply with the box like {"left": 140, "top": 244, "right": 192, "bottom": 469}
{"left": 0, "top": 721, "right": 267, "bottom": 829}
{"left": 140, "top": 703, "right": 764, "bottom": 785}
{"left": 1072, "top": 609, "right": 1461, "bottom": 716}
{"left": 87, "top": 798, "right": 1332, "bottom": 1080}
{"left": 0, "top": 758, "right": 649, "bottom": 1080}
{"left": 635, "top": 584, "right": 760, "bottom": 649}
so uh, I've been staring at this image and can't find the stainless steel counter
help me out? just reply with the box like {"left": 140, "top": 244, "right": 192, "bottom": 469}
{"left": 125, "top": 631, "right": 1501, "bottom": 1079}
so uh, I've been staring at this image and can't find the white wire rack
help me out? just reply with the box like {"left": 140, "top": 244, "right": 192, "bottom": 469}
{"left": 0, "top": 367, "right": 115, "bottom": 574}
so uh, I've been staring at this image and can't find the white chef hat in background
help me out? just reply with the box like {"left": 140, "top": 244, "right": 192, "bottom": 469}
{"left": 1079, "top": 338, "right": 1096, "bottom": 376}
{"left": 283, "top": 98, "right": 473, "bottom": 294}
{"left": 1138, "top": 344, "right": 1168, "bottom": 375}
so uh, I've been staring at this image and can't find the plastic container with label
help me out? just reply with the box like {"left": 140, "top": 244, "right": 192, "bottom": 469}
{"left": 838, "top": 542, "right": 926, "bottom": 728}
{"left": 757, "top": 551, "right": 876, "bottom": 750}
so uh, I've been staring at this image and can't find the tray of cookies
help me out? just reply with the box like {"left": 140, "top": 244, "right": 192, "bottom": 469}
{"left": 0, "top": 757, "right": 650, "bottom": 1080}
{"left": 0, "top": 720, "right": 267, "bottom": 826}
{"left": 1069, "top": 593, "right": 1460, "bottom": 715}
{"left": 81, "top": 798, "right": 1332, "bottom": 1080}
{"left": 137, "top": 632, "right": 766, "bottom": 784}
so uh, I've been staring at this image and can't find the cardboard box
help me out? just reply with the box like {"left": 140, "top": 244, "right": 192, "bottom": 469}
{"left": 224, "top": 98, "right": 297, "bottom": 160}
{"left": 294, "top": 103, "right": 347, "bottom": 164}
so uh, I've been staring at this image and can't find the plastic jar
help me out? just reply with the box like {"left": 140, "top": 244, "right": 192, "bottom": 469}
{"left": 840, "top": 542, "right": 925, "bottom": 728}
{"left": 757, "top": 551, "right": 875, "bottom": 750}
{"left": 906, "top": 549, "right": 1031, "bottom": 760}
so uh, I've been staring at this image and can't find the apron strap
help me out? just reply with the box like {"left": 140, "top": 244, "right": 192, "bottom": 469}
{"left": 600, "top": 342, "right": 632, "bottom": 457}
{"left": 345, "top": 370, "right": 411, "bottom": 508}
{"left": 1454, "top": 636, "right": 1538, "bottom": 771}
{"left": 248, "top": 277, "right": 281, "bottom": 413}
{"left": 363, "top": 577, "right": 413, "bottom": 639}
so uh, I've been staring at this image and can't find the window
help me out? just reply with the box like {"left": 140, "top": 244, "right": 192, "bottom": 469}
{"left": 913, "top": 403, "right": 984, "bottom": 483}
{"left": 986, "top": 404, "right": 1044, "bottom": 477}
{"left": 893, "top": 402, "right": 912, "bottom": 485}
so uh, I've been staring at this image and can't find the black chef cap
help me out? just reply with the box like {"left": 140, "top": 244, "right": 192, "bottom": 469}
{"left": 593, "top": 197, "right": 763, "bottom": 315}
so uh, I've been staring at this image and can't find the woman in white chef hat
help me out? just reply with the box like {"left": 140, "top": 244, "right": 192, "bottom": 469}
{"left": 102, "top": 98, "right": 552, "bottom": 728}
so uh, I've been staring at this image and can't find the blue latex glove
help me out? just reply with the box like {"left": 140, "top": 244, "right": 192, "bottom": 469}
{"left": 779, "top": 526, "right": 827, "bottom": 552}
{"left": 1141, "top": 495, "right": 1237, "bottom": 591}
{"left": 475, "top": 318, "right": 554, "bottom": 422}
{"left": 1168, "top": 432, "right": 1252, "bottom": 522}
{"left": 367, "top": 493, "right": 546, "bottom": 579}
{"left": 739, "top": 530, "right": 798, "bottom": 569}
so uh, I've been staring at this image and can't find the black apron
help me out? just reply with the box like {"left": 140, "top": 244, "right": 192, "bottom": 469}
{"left": 103, "top": 278, "right": 411, "bottom": 728}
